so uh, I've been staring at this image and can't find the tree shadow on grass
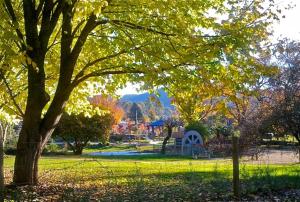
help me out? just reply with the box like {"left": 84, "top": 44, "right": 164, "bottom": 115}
{"left": 5, "top": 163, "right": 300, "bottom": 201}
{"left": 241, "top": 175, "right": 300, "bottom": 194}
{"left": 5, "top": 170, "right": 232, "bottom": 201}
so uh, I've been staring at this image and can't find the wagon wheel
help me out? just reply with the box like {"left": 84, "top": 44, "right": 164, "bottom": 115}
{"left": 181, "top": 130, "right": 204, "bottom": 155}
{"left": 183, "top": 133, "right": 202, "bottom": 145}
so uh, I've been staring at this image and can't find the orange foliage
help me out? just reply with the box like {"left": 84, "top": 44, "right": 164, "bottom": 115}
{"left": 89, "top": 95, "right": 124, "bottom": 124}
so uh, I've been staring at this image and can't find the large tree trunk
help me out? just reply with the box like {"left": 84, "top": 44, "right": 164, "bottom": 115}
{"left": 13, "top": 86, "right": 73, "bottom": 185}
{"left": 13, "top": 136, "right": 42, "bottom": 185}
{"left": 73, "top": 147, "right": 84, "bottom": 155}
{"left": 13, "top": 96, "right": 69, "bottom": 185}
{"left": 12, "top": 76, "right": 49, "bottom": 185}
{"left": 66, "top": 141, "right": 84, "bottom": 155}
{"left": 13, "top": 109, "right": 45, "bottom": 185}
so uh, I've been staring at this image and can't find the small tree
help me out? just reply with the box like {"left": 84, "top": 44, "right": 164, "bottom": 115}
{"left": 54, "top": 112, "right": 114, "bottom": 155}
{"left": 161, "top": 118, "right": 181, "bottom": 154}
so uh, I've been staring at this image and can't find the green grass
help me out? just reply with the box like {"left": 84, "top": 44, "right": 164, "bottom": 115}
{"left": 83, "top": 144, "right": 137, "bottom": 153}
{"left": 272, "top": 135, "right": 298, "bottom": 143}
{"left": 83, "top": 144, "right": 155, "bottom": 154}
{"left": 4, "top": 155, "right": 300, "bottom": 201}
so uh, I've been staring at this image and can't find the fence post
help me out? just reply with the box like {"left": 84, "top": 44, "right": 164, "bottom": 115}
{"left": 0, "top": 134, "right": 4, "bottom": 202}
{"left": 232, "top": 135, "right": 240, "bottom": 199}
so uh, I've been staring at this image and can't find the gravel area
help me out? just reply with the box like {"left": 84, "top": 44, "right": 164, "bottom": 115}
{"left": 243, "top": 149, "right": 300, "bottom": 164}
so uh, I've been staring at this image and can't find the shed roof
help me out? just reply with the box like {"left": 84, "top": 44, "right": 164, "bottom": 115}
{"left": 149, "top": 119, "right": 164, "bottom": 127}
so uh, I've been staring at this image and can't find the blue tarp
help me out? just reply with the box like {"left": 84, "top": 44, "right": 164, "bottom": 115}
{"left": 149, "top": 119, "right": 164, "bottom": 127}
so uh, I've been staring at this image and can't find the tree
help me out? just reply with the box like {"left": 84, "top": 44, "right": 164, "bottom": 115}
{"left": 262, "top": 39, "right": 300, "bottom": 161}
{"left": 54, "top": 112, "right": 114, "bottom": 155}
{"left": 143, "top": 95, "right": 164, "bottom": 122}
{"left": 161, "top": 117, "right": 181, "bottom": 154}
{"left": 167, "top": 77, "right": 220, "bottom": 123}
{"left": 89, "top": 95, "right": 124, "bottom": 124}
{"left": 160, "top": 24, "right": 279, "bottom": 199}
{"left": 0, "top": 0, "right": 279, "bottom": 185}
{"left": 119, "top": 94, "right": 170, "bottom": 122}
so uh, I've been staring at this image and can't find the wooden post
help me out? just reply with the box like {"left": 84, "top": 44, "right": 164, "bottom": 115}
{"left": 232, "top": 135, "right": 240, "bottom": 199}
{"left": 0, "top": 133, "right": 4, "bottom": 202}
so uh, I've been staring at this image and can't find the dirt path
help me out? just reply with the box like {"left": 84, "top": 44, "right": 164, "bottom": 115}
{"left": 243, "top": 149, "right": 299, "bottom": 164}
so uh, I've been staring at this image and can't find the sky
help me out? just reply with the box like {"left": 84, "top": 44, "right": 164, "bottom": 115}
{"left": 273, "top": 0, "right": 300, "bottom": 39}
{"left": 117, "top": 0, "right": 300, "bottom": 96}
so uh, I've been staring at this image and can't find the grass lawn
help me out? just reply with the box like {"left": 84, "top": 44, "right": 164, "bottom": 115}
{"left": 4, "top": 153, "right": 300, "bottom": 201}
{"left": 82, "top": 144, "right": 156, "bottom": 154}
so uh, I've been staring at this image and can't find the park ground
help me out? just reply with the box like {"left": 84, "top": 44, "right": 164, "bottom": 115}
{"left": 3, "top": 146, "right": 300, "bottom": 201}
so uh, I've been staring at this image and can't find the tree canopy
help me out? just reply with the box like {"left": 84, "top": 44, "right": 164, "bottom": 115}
{"left": 89, "top": 94, "right": 124, "bottom": 123}
{"left": 0, "top": 0, "right": 280, "bottom": 116}
{"left": 262, "top": 40, "right": 300, "bottom": 144}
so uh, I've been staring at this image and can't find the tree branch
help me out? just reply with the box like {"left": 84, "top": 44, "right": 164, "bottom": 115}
{"left": 111, "top": 20, "right": 175, "bottom": 37}
{"left": 3, "top": 0, "right": 26, "bottom": 49}
{"left": 72, "top": 69, "right": 144, "bottom": 88}
{"left": 73, "top": 45, "right": 145, "bottom": 83}
{"left": 0, "top": 71, "right": 24, "bottom": 117}
{"left": 70, "top": 16, "right": 109, "bottom": 65}
{"left": 39, "top": 0, "right": 63, "bottom": 52}
{"left": 36, "top": 0, "right": 46, "bottom": 18}
{"left": 71, "top": 19, "right": 86, "bottom": 39}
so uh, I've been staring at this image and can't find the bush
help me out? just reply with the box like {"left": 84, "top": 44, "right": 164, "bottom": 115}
{"left": 44, "top": 143, "right": 61, "bottom": 153}
{"left": 42, "top": 143, "right": 66, "bottom": 155}
{"left": 4, "top": 132, "right": 18, "bottom": 155}
{"left": 185, "top": 121, "right": 210, "bottom": 141}
{"left": 110, "top": 135, "right": 124, "bottom": 143}
{"left": 54, "top": 112, "right": 114, "bottom": 155}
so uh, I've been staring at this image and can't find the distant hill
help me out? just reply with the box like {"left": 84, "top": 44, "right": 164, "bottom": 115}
{"left": 120, "top": 89, "right": 174, "bottom": 109}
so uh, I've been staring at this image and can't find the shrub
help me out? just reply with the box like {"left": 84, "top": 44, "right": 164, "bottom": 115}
{"left": 4, "top": 130, "right": 18, "bottom": 155}
{"left": 185, "top": 121, "right": 210, "bottom": 141}
{"left": 43, "top": 143, "right": 61, "bottom": 154}
{"left": 54, "top": 112, "right": 114, "bottom": 155}
{"left": 110, "top": 135, "right": 124, "bottom": 143}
